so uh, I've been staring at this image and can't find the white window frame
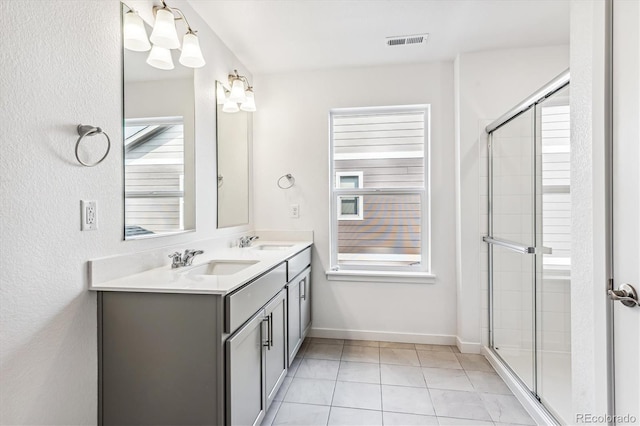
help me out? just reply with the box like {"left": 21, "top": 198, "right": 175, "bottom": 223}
{"left": 336, "top": 171, "right": 364, "bottom": 221}
{"left": 328, "top": 105, "right": 433, "bottom": 282}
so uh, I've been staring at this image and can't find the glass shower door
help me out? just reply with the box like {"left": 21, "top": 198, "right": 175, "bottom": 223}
{"left": 535, "top": 86, "right": 572, "bottom": 424}
{"left": 489, "top": 107, "right": 536, "bottom": 390}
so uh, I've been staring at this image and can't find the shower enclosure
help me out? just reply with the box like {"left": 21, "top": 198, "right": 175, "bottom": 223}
{"left": 484, "top": 70, "right": 571, "bottom": 424}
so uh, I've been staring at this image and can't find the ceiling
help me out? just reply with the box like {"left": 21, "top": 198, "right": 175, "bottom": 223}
{"left": 188, "top": 0, "right": 570, "bottom": 75}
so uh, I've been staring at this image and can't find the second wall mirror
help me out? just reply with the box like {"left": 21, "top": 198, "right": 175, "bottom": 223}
{"left": 216, "top": 80, "right": 250, "bottom": 228}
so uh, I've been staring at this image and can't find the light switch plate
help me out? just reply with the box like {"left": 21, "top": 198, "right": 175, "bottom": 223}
{"left": 81, "top": 200, "right": 97, "bottom": 231}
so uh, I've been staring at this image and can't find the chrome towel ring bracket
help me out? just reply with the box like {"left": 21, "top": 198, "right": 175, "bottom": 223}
{"left": 277, "top": 173, "right": 295, "bottom": 189}
{"left": 75, "top": 124, "right": 111, "bottom": 167}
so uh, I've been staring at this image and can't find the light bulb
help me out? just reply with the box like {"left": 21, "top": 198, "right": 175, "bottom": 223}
{"left": 146, "top": 44, "right": 174, "bottom": 70}
{"left": 179, "top": 32, "right": 206, "bottom": 68}
{"left": 149, "top": 8, "right": 180, "bottom": 49}
{"left": 240, "top": 89, "right": 256, "bottom": 112}
{"left": 123, "top": 10, "right": 150, "bottom": 52}
{"left": 229, "top": 78, "right": 246, "bottom": 103}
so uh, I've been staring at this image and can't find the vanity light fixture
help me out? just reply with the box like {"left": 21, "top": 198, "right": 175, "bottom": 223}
{"left": 123, "top": 1, "right": 205, "bottom": 70}
{"left": 222, "top": 70, "right": 256, "bottom": 113}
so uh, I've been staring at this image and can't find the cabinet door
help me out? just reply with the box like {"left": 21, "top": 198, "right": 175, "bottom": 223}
{"left": 264, "top": 289, "right": 288, "bottom": 408}
{"left": 299, "top": 268, "right": 312, "bottom": 338}
{"left": 287, "top": 279, "right": 301, "bottom": 365}
{"left": 226, "top": 309, "right": 267, "bottom": 426}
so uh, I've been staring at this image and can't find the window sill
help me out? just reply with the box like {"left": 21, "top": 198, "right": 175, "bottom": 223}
{"left": 325, "top": 270, "right": 436, "bottom": 284}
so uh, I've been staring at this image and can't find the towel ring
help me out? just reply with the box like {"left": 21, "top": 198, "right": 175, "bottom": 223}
{"left": 75, "top": 124, "right": 111, "bottom": 167}
{"left": 277, "top": 173, "right": 295, "bottom": 189}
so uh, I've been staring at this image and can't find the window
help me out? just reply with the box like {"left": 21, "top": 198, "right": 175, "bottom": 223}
{"left": 336, "top": 171, "right": 363, "bottom": 220}
{"left": 329, "top": 105, "right": 430, "bottom": 276}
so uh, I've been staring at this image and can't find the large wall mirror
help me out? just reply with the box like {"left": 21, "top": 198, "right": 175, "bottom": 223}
{"left": 122, "top": 5, "right": 196, "bottom": 239}
{"left": 216, "top": 81, "right": 249, "bottom": 228}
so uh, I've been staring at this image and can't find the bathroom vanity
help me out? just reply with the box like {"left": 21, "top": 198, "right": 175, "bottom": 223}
{"left": 93, "top": 242, "right": 312, "bottom": 426}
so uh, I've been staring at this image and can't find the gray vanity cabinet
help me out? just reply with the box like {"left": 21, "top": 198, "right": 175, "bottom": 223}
{"left": 226, "top": 308, "right": 267, "bottom": 426}
{"left": 287, "top": 266, "right": 312, "bottom": 364}
{"left": 226, "top": 289, "right": 287, "bottom": 426}
{"left": 264, "top": 289, "right": 288, "bottom": 407}
{"left": 300, "top": 268, "right": 312, "bottom": 339}
{"left": 98, "top": 246, "right": 312, "bottom": 426}
{"left": 287, "top": 277, "right": 301, "bottom": 364}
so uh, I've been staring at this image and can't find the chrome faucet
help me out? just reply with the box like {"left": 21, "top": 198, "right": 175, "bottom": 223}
{"left": 168, "top": 249, "right": 204, "bottom": 268}
{"left": 182, "top": 249, "right": 204, "bottom": 266}
{"left": 239, "top": 235, "right": 259, "bottom": 248}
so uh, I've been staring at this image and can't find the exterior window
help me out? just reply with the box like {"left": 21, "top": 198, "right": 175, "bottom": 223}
{"left": 337, "top": 172, "right": 363, "bottom": 220}
{"left": 330, "top": 105, "right": 430, "bottom": 272}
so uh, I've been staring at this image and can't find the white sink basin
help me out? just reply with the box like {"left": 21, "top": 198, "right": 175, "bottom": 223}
{"left": 252, "top": 244, "right": 293, "bottom": 251}
{"left": 185, "top": 260, "right": 259, "bottom": 276}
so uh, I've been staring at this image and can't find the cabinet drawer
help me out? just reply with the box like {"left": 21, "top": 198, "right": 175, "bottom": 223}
{"left": 225, "top": 264, "right": 286, "bottom": 334}
{"left": 287, "top": 247, "right": 311, "bottom": 282}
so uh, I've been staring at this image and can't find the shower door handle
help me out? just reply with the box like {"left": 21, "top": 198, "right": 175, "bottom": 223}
{"left": 608, "top": 280, "right": 640, "bottom": 308}
{"left": 483, "top": 237, "right": 552, "bottom": 255}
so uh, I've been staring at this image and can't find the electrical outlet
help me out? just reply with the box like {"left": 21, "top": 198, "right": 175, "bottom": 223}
{"left": 81, "top": 200, "right": 97, "bottom": 231}
{"left": 290, "top": 204, "right": 300, "bottom": 218}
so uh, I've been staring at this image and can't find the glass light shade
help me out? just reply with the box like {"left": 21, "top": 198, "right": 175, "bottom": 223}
{"left": 229, "top": 79, "right": 247, "bottom": 103}
{"left": 179, "top": 32, "right": 206, "bottom": 68}
{"left": 123, "top": 11, "right": 151, "bottom": 52}
{"left": 146, "top": 45, "right": 174, "bottom": 70}
{"left": 240, "top": 89, "right": 256, "bottom": 112}
{"left": 149, "top": 8, "right": 180, "bottom": 49}
{"left": 223, "top": 98, "right": 240, "bottom": 113}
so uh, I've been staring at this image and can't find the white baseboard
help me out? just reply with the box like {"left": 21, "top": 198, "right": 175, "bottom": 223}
{"left": 309, "top": 327, "right": 457, "bottom": 346}
{"left": 456, "top": 336, "right": 482, "bottom": 354}
{"left": 483, "top": 346, "right": 560, "bottom": 426}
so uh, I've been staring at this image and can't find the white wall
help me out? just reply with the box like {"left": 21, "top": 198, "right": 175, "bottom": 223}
{"left": 453, "top": 45, "right": 570, "bottom": 351}
{"left": 0, "top": 1, "right": 252, "bottom": 423}
{"left": 569, "top": 0, "right": 610, "bottom": 418}
{"left": 253, "top": 62, "right": 458, "bottom": 342}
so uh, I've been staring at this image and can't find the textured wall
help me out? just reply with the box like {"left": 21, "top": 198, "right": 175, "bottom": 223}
{"left": 0, "top": 1, "right": 252, "bottom": 423}
{"left": 253, "top": 62, "right": 458, "bottom": 342}
{"left": 568, "top": 0, "right": 610, "bottom": 417}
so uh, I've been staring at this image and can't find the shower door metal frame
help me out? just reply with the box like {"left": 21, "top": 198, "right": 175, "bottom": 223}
{"left": 485, "top": 69, "right": 570, "bottom": 425}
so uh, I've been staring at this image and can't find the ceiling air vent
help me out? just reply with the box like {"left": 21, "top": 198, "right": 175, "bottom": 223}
{"left": 386, "top": 33, "right": 429, "bottom": 47}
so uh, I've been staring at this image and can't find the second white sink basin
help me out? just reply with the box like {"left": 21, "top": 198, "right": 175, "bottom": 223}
{"left": 185, "top": 260, "right": 259, "bottom": 276}
{"left": 252, "top": 244, "right": 293, "bottom": 251}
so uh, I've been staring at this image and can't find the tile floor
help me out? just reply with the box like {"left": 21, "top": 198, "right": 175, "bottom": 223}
{"left": 262, "top": 338, "right": 535, "bottom": 426}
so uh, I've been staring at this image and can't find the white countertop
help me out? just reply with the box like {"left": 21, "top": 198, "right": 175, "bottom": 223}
{"left": 89, "top": 241, "right": 312, "bottom": 295}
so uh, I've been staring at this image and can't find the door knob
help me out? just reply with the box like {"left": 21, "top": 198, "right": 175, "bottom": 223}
{"left": 608, "top": 283, "right": 640, "bottom": 308}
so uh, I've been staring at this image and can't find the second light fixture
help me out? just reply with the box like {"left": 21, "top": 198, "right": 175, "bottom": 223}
{"left": 221, "top": 70, "right": 256, "bottom": 113}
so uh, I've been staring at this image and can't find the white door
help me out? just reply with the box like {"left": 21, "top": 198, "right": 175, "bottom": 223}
{"left": 611, "top": 0, "right": 640, "bottom": 423}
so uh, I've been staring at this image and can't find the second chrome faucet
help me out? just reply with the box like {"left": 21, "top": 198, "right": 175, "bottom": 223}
{"left": 239, "top": 235, "right": 259, "bottom": 248}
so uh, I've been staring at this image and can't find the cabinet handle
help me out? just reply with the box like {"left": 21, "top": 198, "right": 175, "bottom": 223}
{"left": 269, "top": 313, "right": 274, "bottom": 348}
{"left": 300, "top": 278, "right": 306, "bottom": 301}
{"left": 262, "top": 317, "right": 270, "bottom": 349}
